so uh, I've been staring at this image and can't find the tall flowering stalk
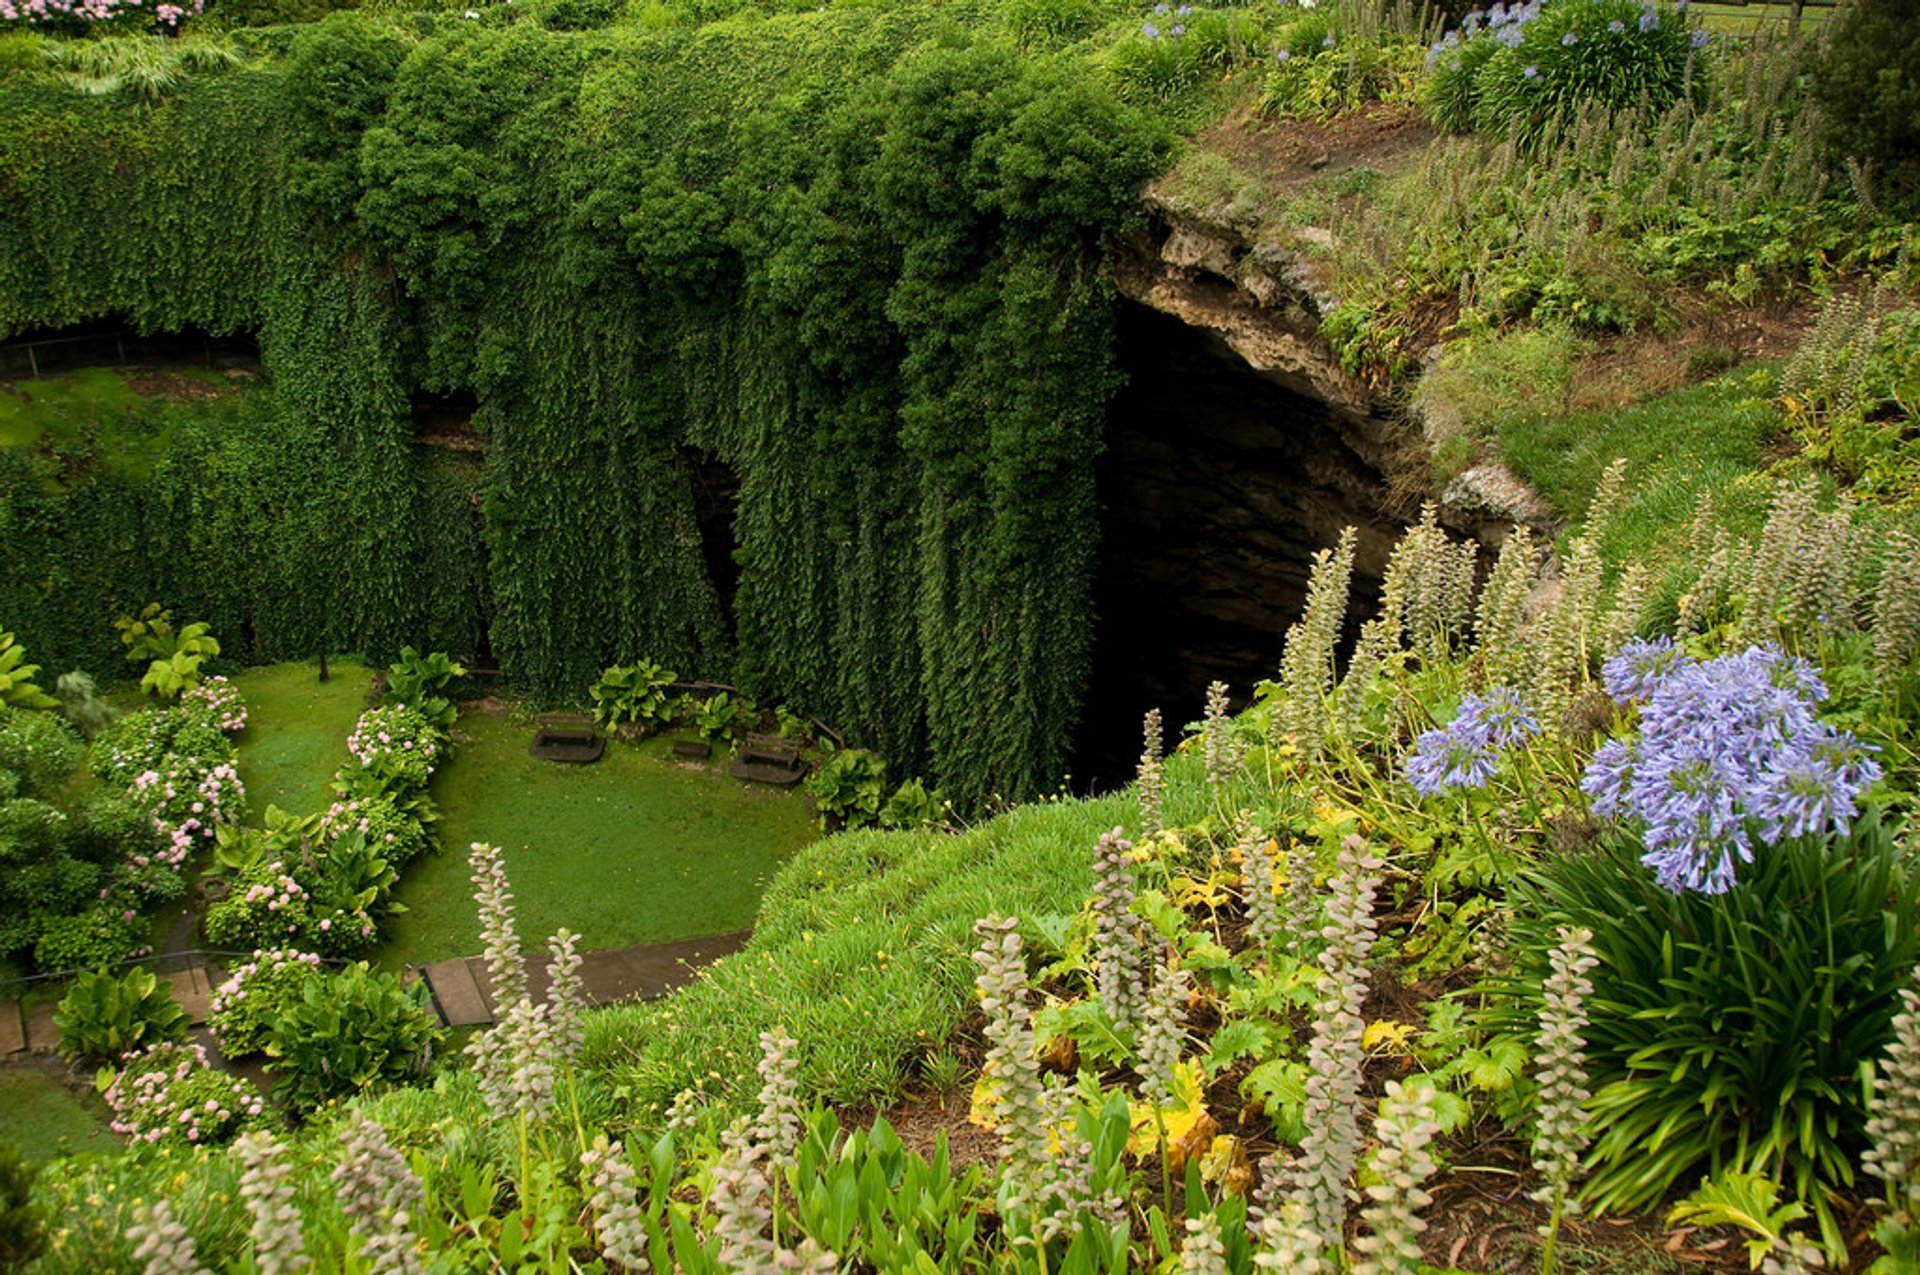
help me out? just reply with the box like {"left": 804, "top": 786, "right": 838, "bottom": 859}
{"left": 1281, "top": 840, "right": 1319, "bottom": 961}
{"left": 469, "top": 841, "right": 526, "bottom": 1006}
{"left": 1353, "top": 1080, "right": 1442, "bottom": 1275}
{"left": 1283, "top": 836, "right": 1383, "bottom": 1257}
{"left": 547, "top": 928, "right": 585, "bottom": 1069}
{"left": 1090, "top": 827, "right": 1146, "bottom": 1031}
{"left": 1180, "top": 1213, "right": 1230, "bottom": 1275}
{"left": 974, "top": 914, "right": 1102, "bottom": 1246}
{"left": 1240, "top": 824, "right": 1280, "bottom": 952}
{"left": 1531, "top": 460, "right": 1627, "bottom": 718}
{"left": 1532, "top": 926, "right": 1599, "bottom": 1275}
{"left": 752, "top": 1027, "right": 804, "bottom": 1174}
{"left": 1473, "top": 525, "right": 1540, "bottom": 688}
{"left": 1864, "top": 966, "right": 1920, "bottom": 1226}
{"left": 1138, "top": 953, "right": 1190, "bottom": 1106}
{"left": 1137, "top": 708, "right": 1166, "bottom": 839}
{"left": 1874, "top": 529, "right": 1920, "bottom": 695}
{"left": 711, "top": 1124, "right": 776, "bottom": 1270}
{"left": 126, "top": 1199, "right": 208, "bottom": 1275}
{"left": 332, "top": 1113, "right": 425, "bottom": 1275}
{"left": 582, "top": 1137, "right": 652, "bottom": 1272}
{"left": 1203, "top": 681, "right": 1244, "bottom": 795}
{"left": 236, "top": 1131, "right": 308, "bottom": 1275}
{"left": 1275, "top": 528, "right": 1357, "bottom": 758}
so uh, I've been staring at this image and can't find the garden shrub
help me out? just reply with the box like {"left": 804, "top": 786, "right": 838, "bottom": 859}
{"left": 318, "top": 793, "right": 433, "bottom": 870}
{"left": 1808, "top": 0, "right": 1920, "bottom": 204}
{"left": 207, "top": 947, "right": 325, "bottom": 1058}
{"left": 265, "top": 963, "right": 442, "bottom": 1115}
{"left": 203, "top": 859, "right": 316, "bottom": 952}
{"left": 52, "top": 967, "right": 189, "bottom": 1065}
{"left": 810, "top": 748, "right": 888, "bottom": 831}
{"left": 1497, "top": 813, "right": 1920, "bottom": 1242}
{"left": 1418, "top": 0, "right": 1701, "bottom": 144}
{"left": 102, "top": 1041, "right": 267, "bottom": 1147}
{"left": 1262, "top": 9, "right": 1424, "bottom": 117}
{"left": 31, "top": 906, "right": 146, "bottom": 973}
{"left": 0, "top": 1141, "right": 45, "bottom": 1272}
{"left": 0, "top": 708, "right": 82, "bottom": 797}
{"left": 588, "top": 659, "right": 679, "bottom": 731}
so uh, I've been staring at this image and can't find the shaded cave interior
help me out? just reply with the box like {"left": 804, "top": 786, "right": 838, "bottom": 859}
{"left": 1072, "top": 300, "right": 1409, "bottom": 790}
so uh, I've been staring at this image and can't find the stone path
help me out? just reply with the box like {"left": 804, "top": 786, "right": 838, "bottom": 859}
{"left": 419, "top": 930, "right": 750, "bottom": 1027}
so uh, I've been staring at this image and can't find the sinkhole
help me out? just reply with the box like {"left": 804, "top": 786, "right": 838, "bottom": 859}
{"left": 1071, "top": 300, "right": 1407, "bottom": 791}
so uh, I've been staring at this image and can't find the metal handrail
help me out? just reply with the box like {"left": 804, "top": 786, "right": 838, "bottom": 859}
{"left": 0, "top": 947, "right": 352, "bottom": 998}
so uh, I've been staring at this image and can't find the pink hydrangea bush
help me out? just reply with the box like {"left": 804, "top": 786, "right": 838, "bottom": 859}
{"left": 0, "top": 0, "right": 203, "bottom": 29}
{"left": 182, "top": 675, "right": 247, "bottom": 733}
{"left": 104, "top": 1040, "right": 267, "bottom": 1146}
{"left": 209, "top": 948, "right": 325, "bottom": 1058}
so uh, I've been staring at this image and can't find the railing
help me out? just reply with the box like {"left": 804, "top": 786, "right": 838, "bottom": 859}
{"left": 0, "top": 947, "right": 351, "bottom": 999}
{"left": 0, "top": 329, "right": 257, "bottom": 379}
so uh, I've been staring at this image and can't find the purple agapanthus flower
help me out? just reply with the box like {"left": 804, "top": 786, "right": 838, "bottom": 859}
{"left": 1690, "top": 27, "right": 1708, "bottom": 46}
{"left": 1405, "top": 685, "right": 1539, "bottom": 796}
{"left": 1639, "top": 6, "right": 1659, "bottom": 30}
{"left": 1602, "top": 635, "right": 1686, "bottom": 704}
{"left": 1561, "top": 29, "right": 1579, "bottom": 44}
{"left": 1580, "top": 644, "right": 1881, "bottom": 894}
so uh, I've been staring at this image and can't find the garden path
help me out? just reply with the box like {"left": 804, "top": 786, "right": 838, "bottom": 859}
{"left": 418, "top": 929, "right": 750, "bottom": 1027}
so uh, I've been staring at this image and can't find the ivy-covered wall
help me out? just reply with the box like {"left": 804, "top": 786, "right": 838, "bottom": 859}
{"left": 0, "top": 6, "right": 1173, "bottom": 799}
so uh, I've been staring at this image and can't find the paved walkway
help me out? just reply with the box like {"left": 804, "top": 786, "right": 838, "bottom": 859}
{"left": 418, "top": 931, "right": 750, "bottom": 1027}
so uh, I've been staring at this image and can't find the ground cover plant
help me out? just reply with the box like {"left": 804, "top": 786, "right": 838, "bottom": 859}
{"left": 13, "top": 461, "right": 1916, "bottom": 1272}
{"left": 6, "top": 0, "right": 1920, "bottom": 1267}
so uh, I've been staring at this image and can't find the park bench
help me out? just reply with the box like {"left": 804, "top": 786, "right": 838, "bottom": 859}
{"left": 529, "top": 712, "right": 605, "bottom": 764}
{"left": 728, "top": 732, "right": 808, "bottom": 788}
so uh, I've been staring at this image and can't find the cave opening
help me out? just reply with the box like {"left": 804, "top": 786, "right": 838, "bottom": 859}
{"left": 682, "top": 448, "right": 743, "bottom": 637}
{"left": 1071, "top": 300, "right": 1405, "bottom": 791}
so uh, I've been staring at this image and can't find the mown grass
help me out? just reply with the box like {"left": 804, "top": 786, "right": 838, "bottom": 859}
{"left": 0, "top": 1070, "right": 113, "bottom": 1162}
{"left": 383, "top": 710, "right": 817, "bottom": 968}
{"left": 577, "top": 758, "right": 1228, "bottom": 1116}
{"left": 229, "top": 663, "right": 818, "bottom": 968}
{"left": 231, "top": 660, "right": 376, "bottom": 817}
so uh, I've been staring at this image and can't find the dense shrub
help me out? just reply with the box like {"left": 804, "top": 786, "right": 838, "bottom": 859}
{"left": 1419, "top": 0, "right": 1701, "bottom": 142}
{"left": 52, "top": 967, "right": 189, "bottom": 1065}
{"left": 0, "top": 709, "right": 82, "bottom": 796}
{"left": 810, "top": 748, "right": 888, "bottom": 831}
{"left": 265, "top": 963, "right": 442, "bottom": 1115}
{"left": 207, "top": 947, "right": 325, "bottom": 1058}
{"left": 1496, "top": 813, "right": 1920, "bottom": 1239}
{"left": 31, "top": 906, "right": 146, "bottom": 973}
{"left": 1808, "top": 0, "right": 1920, "bottom": 203}
{"left": 102, "top": 1041, "right": 267, "bottom": 1147}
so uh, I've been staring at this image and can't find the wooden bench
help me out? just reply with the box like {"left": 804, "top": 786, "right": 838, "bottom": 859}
{"left": 529, "top": 713, "right": 605, "bottom": 764}
{"left": 728, "top": 732, "right": 808, "bottom": 788}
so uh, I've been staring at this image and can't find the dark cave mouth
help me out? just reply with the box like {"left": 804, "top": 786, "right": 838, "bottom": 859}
{"left": 1070, "top": 300, "right": 1403, "bottom": 791}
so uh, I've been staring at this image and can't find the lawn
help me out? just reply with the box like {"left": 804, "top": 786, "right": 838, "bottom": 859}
{"left": 227, "top": 664, "right": 818, "bottom": 969}
{"left": 385, "top": 712, "right": 817, "bottom": 968}
{"left": 0, "top": 1069, "right": 113, "bottom": 1162}
{"left": 232, "top": 660, "right": 376, "bottom": 817}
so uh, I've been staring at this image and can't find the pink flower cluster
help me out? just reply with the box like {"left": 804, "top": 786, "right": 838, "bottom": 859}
{"left": 211, "top": 947, "right": 323, "bottom": 1015}
{"left": 127, "top": 761, "right": 244, "bottom": 879}
{"left": 183, "top": 675, "right": 248, "bottom": 733}
{"left": 346, "top": 705, "right": 441, "bottom": 769}
{"left": 242, "top": 870, "right": 308, "bottom": 914}
{"left": 104, "top": 1041, "right": 265, "bottom": 1145}
{"left": 0, "top": 0, "right": 203, "bottom": 27}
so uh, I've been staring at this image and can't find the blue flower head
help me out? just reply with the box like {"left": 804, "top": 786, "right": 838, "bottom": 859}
{"left": 1142, "top": 20, "right": 1160, "bottom": 35}
{"left": 1522, "top": 63, "right": 1539, "bottom": 78}
{"left": 1639, "top": 6, "right": 1658, "bottom": 29}
{"left": 1581, "top": 643, "right": 1879, "bottom": 894}
{"left": 1607, "top": 18, "right": 1624, "bottom": 32}
{"left": 1561, "top": 29, "right": 1579, "bottom": 44}
{"left": 1690, "top": 27, "right": 1708, "bottom": 45}
{"left": 1322, "top": 31, "right": 1335, "bottom": 45}
{"left": 1602, "top": 635, "right": 1686, "bottom": 705}
{"left": 1404, "top": 685, "right": 1537, "bottom": 796}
